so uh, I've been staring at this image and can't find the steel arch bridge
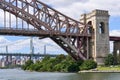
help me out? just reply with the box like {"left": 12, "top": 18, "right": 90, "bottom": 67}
{"left": 0, "top": 0, "right": 91, "bottom": 61}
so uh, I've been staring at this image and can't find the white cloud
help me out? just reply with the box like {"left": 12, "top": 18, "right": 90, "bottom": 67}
{"left": 110, "top": 30, "right": 120, "bottom": 36}
{"left": 0, "top": 36, "right": 10, "bottom": 44}
{"left": 0, "top": 0, "right": 120, "bottom": 24}
{"left": 40, "top": 0, "right": 120, "bottom": 20}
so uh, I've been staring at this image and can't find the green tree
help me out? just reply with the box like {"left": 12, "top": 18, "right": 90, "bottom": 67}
{"left": 76, "top": 60, "right": 83, "bottom": 66}
{"left": 32, "top": 63, "right": 43, "bottom": 71}
{"left": 65, "top": 55, "right": 75, "bottom": 62}
{"left": 55, "top": 54, "right": 66, "bottom": 63}
{"left": 67, "top": 63, "right": 79, "bottom": 72}
{"left": 21, "top": 54, "right": 84, "bottom": 72}
{"left": 67, "top": 60, "right": 83, "bottom": 72}
{"left": 21, "top": 59, "right": 33, "bottom": 70}
{"left": 104, "top": 54, "right": 115, "bottom": 66}
{"left": 54, "top": 63, "right": 62, "bottom": 71}
{"left": 21, "top": 65, "right": 27, "bottom": 70}
{"left": 42, "top": 56, "right": 50, "bottom": 62}
{"left": 80, "top": 60, "right": 97, "bottom": 70}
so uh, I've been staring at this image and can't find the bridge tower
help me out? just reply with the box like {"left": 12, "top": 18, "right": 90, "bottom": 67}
{"left": 80, "top": 10, "right": 110, "bottom": 64}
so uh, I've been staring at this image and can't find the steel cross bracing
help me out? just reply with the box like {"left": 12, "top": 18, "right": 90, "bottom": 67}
{"left": 0, "top": 0, "right": 91, "bottom": 61}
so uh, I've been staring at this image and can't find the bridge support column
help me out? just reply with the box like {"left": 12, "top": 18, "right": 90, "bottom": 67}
{"left": 80, "top": 10, "right": 110, "bottom": 65}
{"left": 113, "top": 41, "right": 120, "bottom": 64}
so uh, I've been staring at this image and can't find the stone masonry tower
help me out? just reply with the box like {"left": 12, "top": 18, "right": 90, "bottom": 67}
{"left": 80, "top": 9, "right": 110, "bottom": 64}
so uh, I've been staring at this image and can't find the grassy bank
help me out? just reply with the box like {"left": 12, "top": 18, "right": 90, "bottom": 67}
{"left": 97, "top": 65, "right": 120, "bottom": 71}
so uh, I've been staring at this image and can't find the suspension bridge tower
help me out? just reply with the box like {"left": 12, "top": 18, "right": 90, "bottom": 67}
{"left": 80, "top": 9, "right": 110, "bottom": 64}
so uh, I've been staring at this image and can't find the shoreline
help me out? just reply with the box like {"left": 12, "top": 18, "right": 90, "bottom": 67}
{"left": 1, "top": 68, "right": 120, "bottom": 73}
{"left": 79, "top": 70, "right": 120, "bottom": 73}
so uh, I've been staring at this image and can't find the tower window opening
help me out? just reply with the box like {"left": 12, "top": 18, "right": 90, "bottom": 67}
{"left": 87, "top": 21, "right": 93, "bottom": 34}
{"left": 99, "top": 22, "right": 105, "bottom": 34}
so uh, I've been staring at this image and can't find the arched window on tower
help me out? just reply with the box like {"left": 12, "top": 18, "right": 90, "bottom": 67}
{"left": 87, "top": 21, "right": 93, "bottom": 34}
{"left": 99, "top": 22, "right": 105, "bottom": 34}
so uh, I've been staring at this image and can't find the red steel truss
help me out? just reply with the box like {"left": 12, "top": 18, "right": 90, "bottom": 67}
{"left": 0, "top": 0, "right": 91, "bottom": 60}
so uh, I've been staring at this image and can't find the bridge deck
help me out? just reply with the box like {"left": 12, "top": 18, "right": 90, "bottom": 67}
{"left": 0, "top": 53, "right": 58, "bottom": 57}
{"left": 110, "top": 36, "right": 120, "bottom": 41}
{"left": 0, "top": 28, "right": 91, "bottom": 37}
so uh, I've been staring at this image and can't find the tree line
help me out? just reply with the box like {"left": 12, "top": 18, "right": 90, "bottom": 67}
{"left": 22, "top": 54, "right": 97, "bottom": 72}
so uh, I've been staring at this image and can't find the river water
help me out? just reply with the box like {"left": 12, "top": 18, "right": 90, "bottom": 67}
{"left": 0, "top": 69, "right": 120, "bottom": 80}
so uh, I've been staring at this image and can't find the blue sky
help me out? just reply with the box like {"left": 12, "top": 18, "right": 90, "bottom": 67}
{"left": 0, "top": 0, "right": 120, "bottom": 53}
{"left": 110, "top": 17, "right": 120, "bottom": 30}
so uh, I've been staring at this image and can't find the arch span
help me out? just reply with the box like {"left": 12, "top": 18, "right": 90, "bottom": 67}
{"left": 0, "top": 0, "right": 90, "bottom": 60}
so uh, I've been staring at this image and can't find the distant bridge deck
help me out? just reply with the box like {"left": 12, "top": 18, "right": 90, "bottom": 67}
{"left": 0, "top": 53, "right": 58, "bottom": 57}
{"left": 110, "top": 36, "right": 120, "bottom": 41}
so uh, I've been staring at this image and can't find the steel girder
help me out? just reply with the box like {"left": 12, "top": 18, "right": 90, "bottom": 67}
{"left": 51, "top": 36, "right": 88, "bottom": 60}
{"left": 0, "top": 0, "right": 90, "bottom": 60}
